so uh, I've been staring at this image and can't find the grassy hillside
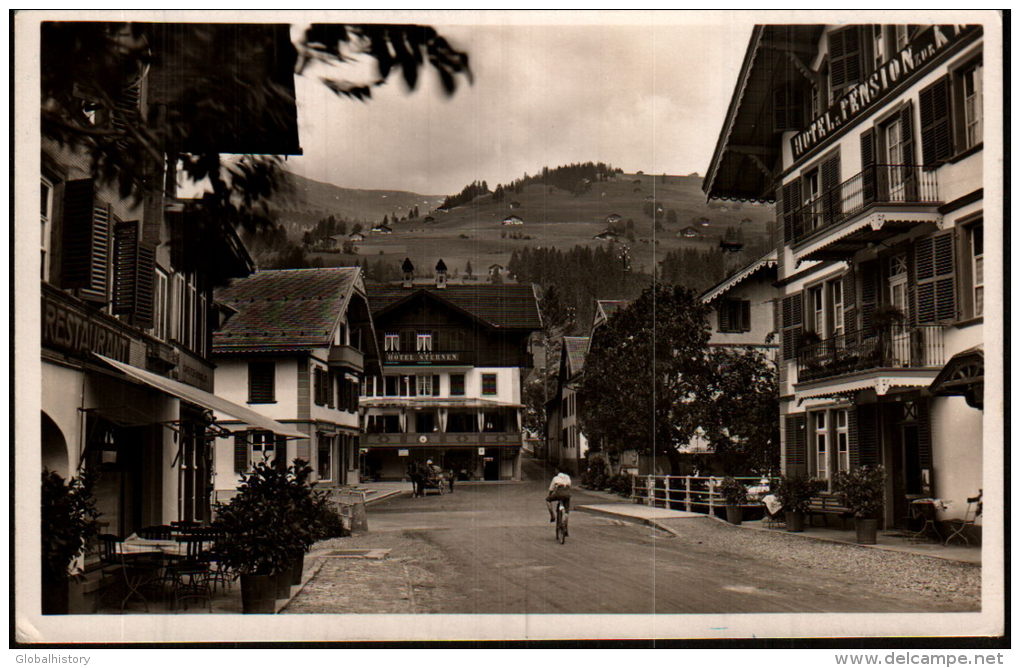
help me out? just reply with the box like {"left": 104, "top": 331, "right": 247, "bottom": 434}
{"left": 271, "top": 171, "right": 445, "bottom": 238}
{"left": 308, "top": 172, "right": 776, "bottom": 277}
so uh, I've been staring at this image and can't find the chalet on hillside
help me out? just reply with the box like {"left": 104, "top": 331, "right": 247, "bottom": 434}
{"left": 606, "top": 213, "right": 623, "bottom": 225}
{"left": 502, "top": 215, "right": 524, "bottom": 226}
{"left": 371, "top": 224, "right": 393, "bottom": 234}
{"left": 593, "top": 229, "right": 619, "bottom": 241}
{"left": 349, "top": 232, "right": 365, "bottom": 242}
{"left": 679, "top": 226, "right": 701, "bottom": 239}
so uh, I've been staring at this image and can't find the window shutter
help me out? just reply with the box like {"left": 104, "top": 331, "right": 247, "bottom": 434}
{"left": 821, "top": 153, "right": 841, "bottom": 224}
{"left": 275, "top": 435, "right": 288, "bottom": 471}
{"left": 915, "top": 400, "right": 933, "bottom": 471}
{"left": 785, "top": 414, "right": 808, "bottom": 477}
{"left": 781, "top": 293, "right": 803, "bottom": 360}
{"left": 860, "top": 128, "right": 877, "bottom": 204}
{"left": 829, "top": 26, "right": 862, "bottom": 95}
{"left": 859, "top": 260, "right": 879, "bottom": 332}
{"left": 327, "top": 370, "right": 335, "bottom": 408}
{"left": 112, "top": 220, "right": 155, "bottom": 327}
{"left": 740, "top": 300, "right": 751, "bottom": 332}
{"left": 854, "top": 404, "right": 880, "bottom": 466}
{"left": 782, "top": 180, "right": 802, "bottom": 242}
{"left": 111, "top": 81, "right": 142, "bottom": 149}
{"left": 718, "top": 303, "right": 731, "bottom": 333}
{"left": 842, "top": 269, "right": 858, "bottom": 338}
{"left": 915, "top": 232, "right": 956, "bottom": 323}
{"left": 899, "top": 101, "right": 918, "bottom": 199}
{"left": 848, "top": 407, "right": 860, "bottom": 468}
{"left": 61, "top": 179, "right": 111, "bottom": 302}
{"left": 233, "top": 432, "right": 248, "bottom": 473}
{"left": 919, "top": 74, "right": 953, "bottom": 167}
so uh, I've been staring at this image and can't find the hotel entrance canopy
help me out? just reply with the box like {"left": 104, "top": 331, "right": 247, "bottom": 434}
{"left": 94, "top": 353, "right": 305, "bottom": 438}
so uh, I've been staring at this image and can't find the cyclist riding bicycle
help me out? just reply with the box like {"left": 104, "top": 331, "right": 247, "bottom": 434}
{"left": 546, "top": 466, "right": 572, "bottom": 522}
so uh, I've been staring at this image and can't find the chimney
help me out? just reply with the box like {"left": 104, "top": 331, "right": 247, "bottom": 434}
{"left": 401, "top": 257, "right": 415, "bottom": 288}
{"left": 435, "top": 259, "right": 448, "bottom": 289}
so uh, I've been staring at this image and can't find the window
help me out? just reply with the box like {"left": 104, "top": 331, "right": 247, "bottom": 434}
{"left": 317, "top": 435, "right": 333, "bottom": 482}
{"left": 417, "top": 374, "right": 434, "bottom": 397}
{"left": 718, "top": 298, "right": 751, "bottom": 333}
{"left": 384, "top": 333, "right": 400, "bottom": 352}
{"left": 828, "top": 25, "right": 863, "bottom": 98}
{"left": 829, "top": 280, "right": 844, "bottom": 337}
{"left": 915, "top": 233, "right": 956, "bottom": 323}
{"left": 400, "top": 375, "right": 417, "bottom": 397}
{"left": 171, "top": 273, "right": 185, "bottom": 341}
{"left": 894, "top": 25, "right": 909, "bottom": 52}
{"left": 809, "top": 286, "right": 825, "bottom": 335}
{"left": 872, "top": 25, "right": 886, "bottom": 71}
{"left": 450, "top": 374, "right": 465, "bottom": 396}
{"left": 835, "top": 409, "right": 849, "bottom": 474}
{"left": 481, "top": 373, "right": 498, "bottom": 396}
{"left": 153, "top": 269, "right": 169, "bottom": 340}
{"left": 416, "top": 333, "right": 433, "bottom": 352}
{"left": 248, "top": 362, "right": 275, "bottom": 403}
{"left": 384, "top": 375, "right": 398, "bottom": 396}
{"left": 250, "top": 430, "right": 276, "bottom": 466}
{"left": 971, "top": 223, "right": 984, "bottom": 316}
{"left": 814, "top": 412, "right": 828, "bottom": 480}
{"left": 957, "top": 60, "right": 983, "bottom": 151}
{"left": 41, "top": 177, "right": 53, "bottom": 280}
{"left": 415, "top": 412, "right": 436, "bottom": 433}
{"left": 802, "top": 168, "right": 821, "bottom": 231}
{"left": 313, "top": 367, "right": 332, "bottom": 406}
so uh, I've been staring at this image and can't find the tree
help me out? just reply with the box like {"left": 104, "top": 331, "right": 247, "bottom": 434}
{"left": 691, "top": 347, "right": 779, "bottom": 475}
{"left": 521, "top": 374, "right": 547, "bottom": 436}
{"left": 577, "top": 284, "right": 713, "bottom": 474}
{"left": 302, "top": 231, "right": 313, "bottom": 247}
{"left": 41, "top": 21, "right": 472, "bottom": 265}
{"left": 352, "top": 223, "right": 363, "bottom": 234}
{"left": 465, "top": 260, "right": 473, "bottom": 276}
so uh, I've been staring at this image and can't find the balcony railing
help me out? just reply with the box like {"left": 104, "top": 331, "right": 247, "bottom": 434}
{"left": 362, "top": 431, "right": 523, "bottom": 447}
{"left": 790, "top": 164, "right": 940, "bottom": 243}
{"left": 328, "top": 344, "right": 364, "bottom": 371}
{"left": 797, "top": 324, "right": 946, "bottom": 383}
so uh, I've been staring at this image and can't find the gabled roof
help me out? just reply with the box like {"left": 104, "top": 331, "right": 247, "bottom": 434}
{"left": 366, "top": 283, "right": 542, "bottom": 330}
{"left": 595, "top": 299, "right": 628, "bottom": 322}
{"left": 562, "top": 336, "right": 590, "bottom": 379}
{"left": 702, "top": 25, "right": 823, "bottom": 202}
{"left": 213, "top": 267, "right": 362, "bottom": 353}
{"left": 700, "top": 249, "right": 778, "bottom": 304}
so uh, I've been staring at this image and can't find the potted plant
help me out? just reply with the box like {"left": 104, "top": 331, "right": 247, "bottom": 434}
{"left": 41, "top": 469, "right": 100, "bottom": 614}
{"left": 775, "top": 474, "right": 825, "bottom": 532}
{"left": 213, "top": 461, "right": 305, "bottom": 613}
{"left": 718, "top": 477, "right": 748, "bottom": 525}
{"left": 832, "top": 465, "right": 886, "bottom": 544}
{"left": 284, "top": 460, "right": 331, "bottom": 587}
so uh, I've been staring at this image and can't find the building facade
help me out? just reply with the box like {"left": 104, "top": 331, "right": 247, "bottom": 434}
{"left": 39, "top": 23, "right": 302, "bottom": 546}
{"left": 360, "top": 261, "right": 542, "bottom": 481}
{"left": 544, "top": 336, "right": 590, "bottom": 475}
{"left": 211, "top": 268, "right": 378, "bottom": 499}
{"left": 705, "top": 24, "right": 986, "bottom": 529}
{"left": 700, "top": 249, "right": 780, "bottom": 354}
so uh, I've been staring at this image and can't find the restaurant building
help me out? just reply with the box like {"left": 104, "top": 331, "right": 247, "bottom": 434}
{"left": 39, "top": 22, "right": 303, "bottom": 549}
{"left": 360, "top": 260, "right": 542, "bottom": 480}
{"left": 211, "top": 268, "right": 378, "bottom": 498}
{"left": 704, "top": 24, "right": 988, "bottom": 530}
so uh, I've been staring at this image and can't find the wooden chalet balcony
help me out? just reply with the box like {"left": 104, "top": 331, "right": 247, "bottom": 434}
{"left": 362, "top": 431, "right": 523, "bottom": 448}
{"left": 797, "top": 324, "right": 946, "bottom": 383}
{"left": 790, "top": 165, "right": 941, "bottom": 260}
{"left": 328, "top": 344, "right": 364, "bottom": 371}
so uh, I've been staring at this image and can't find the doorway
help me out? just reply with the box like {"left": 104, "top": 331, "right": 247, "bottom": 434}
{"left": 483, "top": 449, "right": 500, "bottom": 480}
{"left": 891, "top": 420, "right": 923, "bottom": 528}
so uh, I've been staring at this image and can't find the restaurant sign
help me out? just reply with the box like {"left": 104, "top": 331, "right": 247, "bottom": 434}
{"left": 385, "top": 352, "right": 461, "bottom": 365}
{"left": 42, "top": 290, "right": 132, "bottom": 363}
{"left": 791, "top": 25, "right": 980, "bottom": 160}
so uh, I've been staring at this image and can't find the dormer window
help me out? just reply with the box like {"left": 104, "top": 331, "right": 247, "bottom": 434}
{"left": 384, "top": 333, "right": 400, "bottom": 352}
{"left": 416, "top": 333, "right": 433, "bottom": 352}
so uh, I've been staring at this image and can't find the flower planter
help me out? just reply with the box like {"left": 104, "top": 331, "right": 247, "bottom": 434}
{"left": 855, "top": 518, "right": 879, "bottom": 545}
{"left": 290, "top": 554, "right": 305, "bottom": 586}
{"left": 41, "top": 576, "right": 69, "bottom": 615}
{"left": 275, "top": 567, "right": 293, "bottom": 599}
{"left": 240, "top": 574, "right": 277, "bottom": 614}
{"left": 725, "top": 505, "right": 743, "bottom": 525}
{"left": 785, "top": 510, "right": 805, "bottom": 532}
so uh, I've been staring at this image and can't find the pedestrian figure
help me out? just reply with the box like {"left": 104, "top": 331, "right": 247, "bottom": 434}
{"left": 407, "top": 461, "right": 423, "bottom": 497}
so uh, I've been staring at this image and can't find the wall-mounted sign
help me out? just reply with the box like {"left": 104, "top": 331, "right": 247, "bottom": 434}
{"left": 478, "top": 447, "right": 486, "bottom": 455}
{"left": 398, "top": 449, "right": 409, "bottom": 457}
{"left": 42, "top": 290, "right": 132, "bottom": 363}
{"left": 385, "top": 352, "right": 460, "bottom": 365}
{"left": 790, "top": 25, "right": 980, "bottom": 160}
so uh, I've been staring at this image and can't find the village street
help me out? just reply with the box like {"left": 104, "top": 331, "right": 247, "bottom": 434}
{"left": 284, "top": 457, "right": 980, "bottom": 615}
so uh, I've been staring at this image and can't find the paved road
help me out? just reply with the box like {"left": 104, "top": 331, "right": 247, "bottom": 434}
{"left": 286, "top": 457, "right": 977, "bottom": 614}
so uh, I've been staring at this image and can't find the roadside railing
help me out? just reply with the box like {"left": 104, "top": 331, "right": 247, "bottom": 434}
{"left": 630, "top": 475, "right": 775, "bottom": 513}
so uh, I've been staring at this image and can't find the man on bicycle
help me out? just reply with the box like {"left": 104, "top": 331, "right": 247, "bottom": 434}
{"left": 546, "top": 466, "right": 572, "bottom": 522}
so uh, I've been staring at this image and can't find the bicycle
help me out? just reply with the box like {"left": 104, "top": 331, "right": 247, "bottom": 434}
{"left": 555, "top": 500, "right": 569, "bottom": 544}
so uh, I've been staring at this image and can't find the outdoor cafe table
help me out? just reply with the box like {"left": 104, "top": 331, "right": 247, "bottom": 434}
{"left": 111, "top": 536, "right": 188, "bottom": 610}
{"left": 118, "top": 535, "right": 188, "bottom": 558}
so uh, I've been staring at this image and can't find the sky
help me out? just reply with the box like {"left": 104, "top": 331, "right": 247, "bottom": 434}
{"left": 286, "top": 18, "right": 754, "bottom": 197}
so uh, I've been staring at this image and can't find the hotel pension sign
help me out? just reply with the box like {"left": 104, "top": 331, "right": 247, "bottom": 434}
{"left": 791, "top": 25, "right": 980, "bottom": 160}
{"left": 385, "top": 351, "right": 461, "bottom": 365}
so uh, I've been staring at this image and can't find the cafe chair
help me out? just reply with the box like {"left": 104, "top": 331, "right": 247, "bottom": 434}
{"left": 945, "top": 490, "right": 982, "bottom": 547}
{"left": 117, "top": 543, "right": 164, "bottom": 613}
{"left": 139, "top": 525, "right": 173, "bottom": 540}
{"left": 94, "top": 534, "right": 124, "bottom": 611}
{"left": 168, "top": 533, "right": 213, "bottom": 612}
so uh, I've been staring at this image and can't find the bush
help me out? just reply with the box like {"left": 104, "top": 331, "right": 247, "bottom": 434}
{"left": 312, "top": 500, "right": 349, "bottom": 540}
{"left": 580, "top": 457, "right": 611, "bottom": 489}
{"left": 41, "top": 469, "right": 100, "bottom": 582}
{"left": 832, "top": 465, "right": 886, "bottom": 519}
{"left": 608, "top": 473, "right": 633, "bottom": 496}
{"left": 775, "top": 474, "right": 826, "bottom": 514}
{"left": 718, "top": 476, "right": 748, "bottom": 505}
